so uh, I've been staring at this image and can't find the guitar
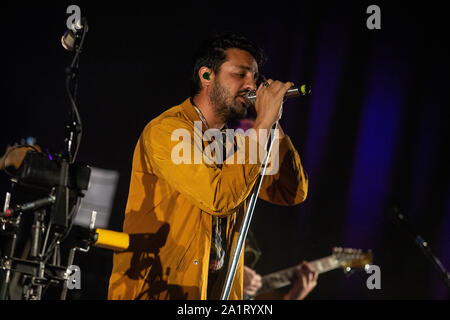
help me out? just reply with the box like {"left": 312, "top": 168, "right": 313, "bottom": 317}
{"left": 255, "top": 247, "right": 373, "bottom": 296}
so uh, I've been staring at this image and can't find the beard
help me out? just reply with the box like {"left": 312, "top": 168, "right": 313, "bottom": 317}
{"left": 209, "top": 79, "right": 248, "bottom": 122}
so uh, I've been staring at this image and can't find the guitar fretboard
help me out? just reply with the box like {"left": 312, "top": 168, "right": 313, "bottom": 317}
{"left": 258, "top": 255, "right": 340, "bottom": 294}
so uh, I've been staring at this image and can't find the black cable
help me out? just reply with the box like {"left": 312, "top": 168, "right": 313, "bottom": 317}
{"left": 42, "top": 196, "right": 81, "bottom": 263}
{"left": 58, "top": 196, "right": 81, "bottom": 243}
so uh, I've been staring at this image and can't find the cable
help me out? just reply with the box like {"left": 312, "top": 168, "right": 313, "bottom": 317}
{"left": 65, "top": 17, "right": 88, "bottom": 164}
{"left": 59, "top": 196, "right": 81, "bottom": 243}
{"left": 42, "top": 196, "right": 81, "bottom": 263}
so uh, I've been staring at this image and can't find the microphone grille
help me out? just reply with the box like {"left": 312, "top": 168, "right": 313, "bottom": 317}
{"left": 300, "top": 84, "right": 311, "bottom": 95}
{"left": 244, "top": 90, "right": 257, "bottom": 105}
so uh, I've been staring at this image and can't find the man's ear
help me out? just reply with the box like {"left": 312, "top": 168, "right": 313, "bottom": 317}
{"left": 199, "top": 67, "right": 213, "bottom": 86}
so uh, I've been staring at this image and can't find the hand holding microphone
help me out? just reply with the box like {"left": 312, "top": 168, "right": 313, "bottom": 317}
{"left": 250, "top": 78, "right": 311, "bottom": 131}
{"left": 253, "top": 79, "right": 294, "bottom": 129}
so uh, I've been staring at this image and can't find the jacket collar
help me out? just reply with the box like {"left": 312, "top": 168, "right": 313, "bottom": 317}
{"left": 181, "top": 97, "right": 229, "bottom": 132}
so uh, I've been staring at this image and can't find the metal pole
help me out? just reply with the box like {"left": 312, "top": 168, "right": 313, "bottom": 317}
{"left": 60, "top": 247, "right": 76, "bottom": 300}
{"left": 220, "top": 121, "right": 279, "bottom": 300}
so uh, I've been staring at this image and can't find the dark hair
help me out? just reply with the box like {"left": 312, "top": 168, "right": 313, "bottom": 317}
{"left": 190, "top": 32, "right": 265, "bottom": 96}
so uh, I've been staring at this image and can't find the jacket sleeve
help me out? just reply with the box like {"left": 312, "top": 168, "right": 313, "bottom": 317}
{"left": 143, "top": 117, "right": 263, "bottom": 216}
{"left": 258, "top": 135, "right": 308, "bottom": 205}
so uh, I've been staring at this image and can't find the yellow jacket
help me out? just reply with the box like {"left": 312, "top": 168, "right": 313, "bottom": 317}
{"left": 108, "top": 98, "right": 308, "bottom": 300}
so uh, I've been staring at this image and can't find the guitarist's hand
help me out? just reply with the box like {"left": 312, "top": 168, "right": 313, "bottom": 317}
{"left": 283, "top": 261, "right": 318, "bottom": 300}
{"left": 243, "top": 266, "right": 262, "bottom": 296}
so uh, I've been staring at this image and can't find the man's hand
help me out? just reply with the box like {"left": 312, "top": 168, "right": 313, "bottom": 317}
{"left": 283, "top": 261, "right": 318, "bottom": 300}
{"left": 253, "top": 79, "right": 293, "bottom": 131}
{"left": 243, "top": 266, "right": 262, "bottom": 296}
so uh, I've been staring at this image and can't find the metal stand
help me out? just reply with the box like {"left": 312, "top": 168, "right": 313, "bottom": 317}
{"left": 392, "top": 207, "right": 450, "bottom": 289}
{"left": 219, "top": 121, "right": 279, "bottom": 300}
{"left": 0, "top": 17, "right": 90, "bottom": 300}
{"left": 0, "top": 218, "right": 18, "bottom": 300}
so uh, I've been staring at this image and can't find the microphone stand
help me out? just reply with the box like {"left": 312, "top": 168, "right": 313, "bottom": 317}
{"left": 219, "top": 120, "right": 279, "bottom": 300}
{"left": 0, "top": 18, "right": 89, "bottom": 300}
{"left": 53, "top": 16, "right": 89, "bottom": 300}
{"left": 49, "top": 17, "right": 87, "bottom": 238}
{"left": 392, "top": 207, "right": 450, "bottom": 289}
{"left": 65, "top": 17, "right": 87, "bottom": 165}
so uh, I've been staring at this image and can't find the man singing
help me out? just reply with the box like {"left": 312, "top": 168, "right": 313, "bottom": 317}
{"left": 108, "top": 32, "right": 308, "bottom": 300}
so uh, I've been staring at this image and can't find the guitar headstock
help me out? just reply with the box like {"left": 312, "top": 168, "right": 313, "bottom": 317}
{"left": 332, "top": 247, "right": 373, "bottom": 272}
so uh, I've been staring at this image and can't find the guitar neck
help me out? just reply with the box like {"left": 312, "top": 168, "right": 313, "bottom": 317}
{"left": 258, "top": 255, "right": 340, "bottom": 295}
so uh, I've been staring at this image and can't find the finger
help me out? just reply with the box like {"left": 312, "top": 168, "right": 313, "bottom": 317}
{"left": 302, "top": 262, "right": 314, "bottom": 273}
{"left": 284, "top": 81, "right": 294, "bottom": 90}
{"left": 256, "top": 82, "right": 264, "bottom": 93}
{"left": 301, "top": 275, "right": 307, "bottom": 289}
{"left": 248, "top": 289, "right": 256, "bottom": 295}
{"left": 250, "top": 283, "right": 260, "bottom": 292}
{"left": 295, "top": 265, "right": 304, "bottom": 278}
{"left": 271, "top": 80, "right": 293, "bottom": 93}
{"left": 313, "top": 271, "right": 319, "bottom": 282}
{"left": 310, "top": 275, "right": 318, "bottom": 288}
{"left": 251, "top": 282, "right": 262, "bottom": 290}
{"left": 251, "top": 278, "right": 261, "bottom": 287}
{"left": 256, "top": 78, "right": 273, "bottom": 94}
{"left": 268, "top": 80, "right": 285, "bottom": 93}
{"left": 308, "top": 271, "right": 314, "bottom": 283}
{"left": 246, "top": 287, "right": 256, "bottom": 295}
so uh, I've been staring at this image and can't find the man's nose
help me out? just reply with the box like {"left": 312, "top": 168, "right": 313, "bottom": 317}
{"left": 244, "top": 76, "right": 257, "bottom": 91}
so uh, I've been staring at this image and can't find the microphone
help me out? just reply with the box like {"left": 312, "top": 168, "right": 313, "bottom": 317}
{"left": 244, "top": 84, "right": 311, "bottom": 105}
{"left": 61, "top": 19, "right": 87, "bottom": 51}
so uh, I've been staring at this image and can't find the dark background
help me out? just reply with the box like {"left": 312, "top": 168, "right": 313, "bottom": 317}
{"left": 1, "top": 1, "right": 449, "bottom": 300}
